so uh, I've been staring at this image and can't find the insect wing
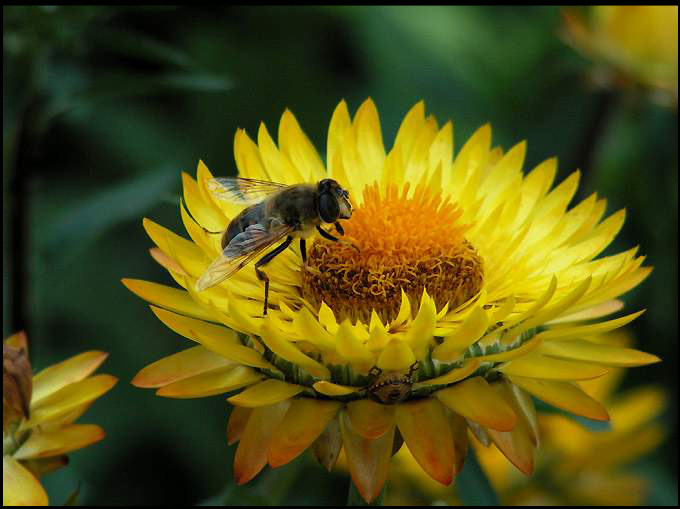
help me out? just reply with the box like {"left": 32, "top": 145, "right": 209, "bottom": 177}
{"left": 208, "top": 177, "right": 288, "bottom": 205}
{"left": 195, "top": 223, "right": 292, "bottom": 291}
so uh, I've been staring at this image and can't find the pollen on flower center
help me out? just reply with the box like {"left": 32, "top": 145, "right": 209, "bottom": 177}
{"left": 301, "top": 182, "right": 484, "bottom": 324}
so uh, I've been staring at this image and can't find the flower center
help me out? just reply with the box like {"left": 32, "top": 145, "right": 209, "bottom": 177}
{"left": 301, "top": 182, "right": 484, "bottom": 324}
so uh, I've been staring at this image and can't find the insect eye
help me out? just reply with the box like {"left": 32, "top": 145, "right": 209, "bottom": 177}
{"left": 319, "top": 192, "right": 340, "bottom": 222}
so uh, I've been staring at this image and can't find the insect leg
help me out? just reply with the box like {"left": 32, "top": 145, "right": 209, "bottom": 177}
{"left": 255, "top": 236, "right": 293, "bottom": 316}
{"left": 316, "top": 225, "right": 340, "bottom": 242}
{"left": 334, "top": 221, "right": 345, "bottom": 236}
{"left": 317, "top": 226, "right": 359, "bottom": 252}
{"left": 300, "top": 238, "right": 307, "bottom": 264}
{"left": 369, "top": 366, "right": 383, "bottom": 378}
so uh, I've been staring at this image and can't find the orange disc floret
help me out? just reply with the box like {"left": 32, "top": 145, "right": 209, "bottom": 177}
{"left": 302, "top": 182, "right": 484, "bottom": 324}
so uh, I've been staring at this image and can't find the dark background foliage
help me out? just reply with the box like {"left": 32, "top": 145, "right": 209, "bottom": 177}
{"left": 3, "top": 6, "right": 677, "bottom": 505}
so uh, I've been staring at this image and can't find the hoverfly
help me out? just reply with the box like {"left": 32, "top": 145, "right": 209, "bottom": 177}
{"left": 196, "top": 177, "right": 354, "bottom": 316}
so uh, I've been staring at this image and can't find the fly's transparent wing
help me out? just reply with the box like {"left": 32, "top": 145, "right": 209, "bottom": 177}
{"left": 195, "top": 223, "right": 293, "bottom": 291}
{"left": 208, "top": 177, "right": 288, "bottom": 205}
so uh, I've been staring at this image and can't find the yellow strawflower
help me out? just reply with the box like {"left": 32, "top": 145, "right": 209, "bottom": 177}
{"left": 3, "top": 332, "right": 117, "bottom": 506}
{"left": 562, "top": 6, "right": 678, "bottom": 104}
{"left": 388, "top": 329, "right": 666, "bottom": 505}
{"left": 124, "top": 99, "right": 659, "bottom": 503}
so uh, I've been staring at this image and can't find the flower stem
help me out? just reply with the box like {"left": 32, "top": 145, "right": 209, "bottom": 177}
{"left": 573, "top": 89, "right": 619, "bottom": 191}
{"left": 346, "top": 480, "right": 386, "bottom": 506}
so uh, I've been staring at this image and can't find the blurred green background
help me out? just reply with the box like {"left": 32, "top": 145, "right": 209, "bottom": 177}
{"left": 3, "top": 6, "right": 677, "bottom": 505}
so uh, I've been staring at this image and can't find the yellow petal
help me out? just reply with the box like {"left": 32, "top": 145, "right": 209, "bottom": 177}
{"left": 312, "top": 416, "right": 343, "bottom": 471}
{"left": 376, "top": 339, "right": 416, "bottom": 372}
{"left": 538, "top": 338, "right": 661, "bottom": 366}
{"left": 510, "top": 277, "right": 592, "bottom": 339}
{"left": 234, "top": 128, "right": 270, "bottom": 181}
{"left": 234, "top": 401, "right": 290, "bottom": 484}
{"left": 489, "top": 295, "right": 516, "bottom": 325}
{"left": 392, "top": 288, "right": 412, "bottom": 326}
{"left": 180, "top": 198, "right": 216, "bottom": 256}
{"left": 435, "top": 376, "right": 517, "bottom": 431}
{"left": 507, "top": 382, "right": 540, "bottom": 447}
{"left": 403, "top": 290, "right": 437, "bottom": 357}
{"left": 467, "top": 418, "right": 491, "bottom": 446}
{"left": 317, "top": 302, "right": 339, "bottom": 334}
{"left": 132, "top": 345, "right": 233, "bottom": 388}
{"left": 547, "top": 299, "right": 624, "bottom": 325}
{"left": 393, "top": 101, "right": 426, "bottom": 160}
{"left": 312, "top": 380, "right": 361, "bottom": 397}
{"left": 478, "top": 141, "right": 526, "bottom": 211}
{"left": 433, "top": 306, "right": 489, "bottom": 361}
{"left": 339, "top": 410, "right": 394, "bottom": 504}
{"left": 497, "top": 352, "right": 609, "bottom": 380}
{"left": 196, "top": 159, "right": 235, "bottom": 218}
{"left": 353, "top": 98, "right": 385, "bottom": 179}
{"left": 449, "top": 412, "right": 469, "bottom": 474}
{"left": 31, "top": 351, "right": 108, "bottom": 404}
{"left": 476, "top": 334, "right": 543, "bottom": 363}
{"left": 335, "top": 320, "right": 374, "bottom": 369}
{"left": 292, "top": 306, "right": 335, "bottom": 351}
{"left": 485, "top": 382, "right": 534, "bottom": 475}
{"left": 259, "top": 317, "right": 330, "bottom": 379}
{"left": 450, "top": 123, "right": 492, "bottom": 196}
{"left": 143, "top": 217, "right": 206, "bottom": 277}
{"left": 585, "top": 425, "right": 665, "bottom": 472}
{"left": 346, "top": 400, "right": 396, "bottom": 439}
{"left": 226, "top": 406, "right": 252, "bottom": 445}
{"left": 515, "top": 157, "right": 557, "bottom": 226}
{"left": 3, "top": 456, "right": 48, "bottom": 506}
{"left": 156, "top": 366, "right": 264, "bottom": 399}
{"left": 507, "top": 375, "right": 609, "bottom": 421}
{"left": 191, "top": 330, "right": 274, "bottom": 372}
{"left": 181, "top": 172, "right": 224, "bottom": 233}
{"left": 257, "top": 122, "right": 304, "bottom": 184}
{"left": 608, "top": 386, "right": 666, "bottom": 434}
{"left": 396, "top": 398, "right": 455, "bottom": 485}
{"left": 414, "top": 359, "right": 480, "bottom": 387}
{"left": 366, "top": 315, "right": 391, "bottom": 352}
{"left": 268, "top": 399, "right": 341, "bottom": 467}
{"left": 327, "top": 100, "right": 352, "bottom": 178}
{"left": 227, "top": 379, "right": 303, "bottom": 408}
{"left": 430, "top": 121, "right": 453, "bottom": 186}
{"left": 536, "top": 309, "right": 645, "bottom": 341}
{"left": 278, "top": 109, "right": 326, "bottom": 181}
{"left": 24, "top": 374, "right": 117, "bottom": 429}
{"left": 504, "top": 276, "right": 557, "bottom": 331}
{"left": 15, "top": 424, "right": 105, "bottom": 460}
{"left": 149, "top": 247, "right": 187, "bottom": 275}
{"left": 121, "top": 278, "right": 214, "bottom": 322}
{"left": 150, "top": 305, "right": 235, "bottom": 345}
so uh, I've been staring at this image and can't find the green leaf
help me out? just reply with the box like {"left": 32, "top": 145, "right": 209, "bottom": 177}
{"left": 91, "top": 27, "right": 194, "bottom": 68}
{"left": 456, "top": 447, "right": 499, "bottom": 506}
{"left": 40, "top": 167, "right": 178, "bottom": 267}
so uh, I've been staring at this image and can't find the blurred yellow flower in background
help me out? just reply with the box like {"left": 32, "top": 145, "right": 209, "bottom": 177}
{"left": 124, "top": 99, "right": 659, "bottom": 502}
{"left": 3, "top": 332, "right": 117, "bottom": 506}
{"left": 388, "top": 329, "right": 666, "bottom": 506}
{"left": 562, "top": 6, "right": 679, "bottom": 105}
